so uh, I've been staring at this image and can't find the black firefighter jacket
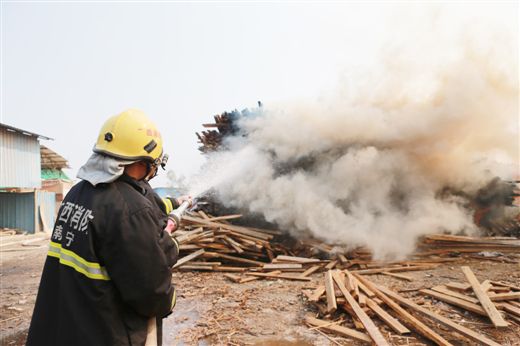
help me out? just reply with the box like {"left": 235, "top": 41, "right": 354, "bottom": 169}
{"left": 27, "top": 174, "right": 180, "bottom": 346}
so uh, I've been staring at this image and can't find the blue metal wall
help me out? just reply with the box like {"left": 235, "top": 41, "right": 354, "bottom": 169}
{"left": 0, "top": 127, "right": 41, "bottom": 188}
{"left": 36, "top": 190, "right": 56, "bottom": 232}
{"left": 0, "top": 190, "right": 55, "bottom": 233}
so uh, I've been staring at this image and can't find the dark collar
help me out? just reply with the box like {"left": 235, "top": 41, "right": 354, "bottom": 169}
{"left": 118, "top": 174, "right": 148, "bottom": 196}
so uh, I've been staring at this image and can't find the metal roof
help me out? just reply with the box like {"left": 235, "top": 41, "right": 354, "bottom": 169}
{"left": 40, "top": 145, "right": 69, "bottom": 169}
{"left": 1, "top": 126, "right": 42, "bottom": 188}
{"left": 0, "top": 122, "right": 53, "bottom": 140}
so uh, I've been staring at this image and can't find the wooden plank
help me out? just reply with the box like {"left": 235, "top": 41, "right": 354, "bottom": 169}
{"left": 365, "top": 298, "right": 410, "bottom": 335}
{"left": 509, "top": 301, "right": 520, "bottom": 308}
{"left": 373, "top": 282, "right": 502, "bottom": 346}
{"left": 356, "top": 279, "right": 376, "bottom": 298}
{"left": 325, "top": 260, "right": 338, "bottom": 270}
{"left": 345, "top": 271, "right": 359, "bottom": 298}
{"left": 222, "top": 236, "right": 244, "bottom": 254}
{"left": 245, "top": 272, "right": 312, "bottom": 281}
{"left": 332, "top": 271, "right": 389, "bottom": 346}
{"left": 300, "top": 265, "right": 322, "bottom": 278}
{"left": 197, "top": 211, "right": 210, "bottom": 219}
{"left": 324, "top": 270, "right": 337, "bottom": 313}
{"left": 304, "top": 316, "right": 371, "bottom": 343}
{"left": 205, "top": 214, "right": 242, "bottom": 222}
{"left": 275, "top": 255, "right": 321, "bottom": 264}
{"left": 340, "top": 303, "right": 365, "bottom": 330}
{"left": 497, "top": 302, "right": 520, "bottom": 317}
{"left": 357, "top": 293, "right": 367, "bottom": 307}
{"left": 174, "top": 227, "right": 204, "bottom": 244}
{"left": 430, "top": 285, "right": 480, "bottom": 304}
{"left": 178, "top": 265, "right": 213, "bottom": 270}
{"left": 185, "top": 261, "right": 221, "bottom": 266}
{"left": 263, "top": 263, "right": 302, "bottom": 270}
{"left": 203, "top": 251, "right": 265, "bottom": 266}
{"left": 381, "top": 271, "right": 413, "bottom": 281}
{"left": 488, "top": 292, "right": 520, "bottom": 302}
{"left": 352, "top": 264, "right": 437, "bottom": 275}
{"left": 489, "top": 286, "right": 512, "bottom": 293}
{"left": 338, "top": 254, "right": 348, "bottom": 264}
{"left": 461, "top": 266, "right": 509, "bottom": 328}
{"left": 183, "top": 215, "right": 273, "bottom": 240}
{"left": 178, "top": 244, "right": 202, "bottom": 251}
{"left": 490, "top": 281, "right": 520, "bottom": 291}
{"left": 507, "top": 314, "right": 520, "bottom": 324}
{"left": 446, "top": 282, "right": 471, "bottom": 292}
{"left": 223, "top": 273, "right": 241, "bottom": 283}
{"left": 172, "top": 249, "right": 205, "bottom": 269}
{"left": 239, "top": 276, "right": 261, "bottom": 283}
{"left": 352, "top": 273, "right": 453, "bottom": 346}
{"left": 419, "top": 289, "right": 487, "bottom": 316}
{"left": 211, "top": 266, "right": 247, "bottom": 272}
{"left": 481, "top": 280, "right": 492, "bottom": 293}
{"left": 309, "top": 285, "right": 326, "bottom": 302}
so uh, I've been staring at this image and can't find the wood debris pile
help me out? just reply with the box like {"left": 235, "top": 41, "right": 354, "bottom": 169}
{"left": 195, "top": 106, "right": 261, "bottom": 153}
{"left": 170, "top": 212, "right": 520, "bottom": 344}
{"left": 417, "top": 234, "right": 520, "bottom": 262}
{"left": 173, "top": 212, "right": 286, "bottom": 272}
{"left": 173, "top": 213, "right": 520, "bottom": 274}
{"left": 302, "top": 266, "right": 519, "bottom": 346}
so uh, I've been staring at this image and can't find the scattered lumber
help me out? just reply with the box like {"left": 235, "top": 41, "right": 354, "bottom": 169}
{"left": 172, "top": 207, "right": 518, "bottom": 343}
{"left": 417, "top": 234, "right": 520, "bottom": 255}
{"left": 365, "top": 298, "right": 410, "bottom": 335}
{"left": 324, "top": 271, "right": 337, "bottom": 313}
{"left": 375, "top": 282, "right": 502, "bottom": 346}
{"left": 331, "top": 270, "right": 389, "bottom": 346}
{"left": 488, "top": 292, "right": 520, "bottom": 301}
{"left": 301, "top": 268, "right": 508, "bottom": 345}
{"left": 419, "top": 289, "right": 487, "bottom": 316}
{"left": 353, "top": 273, "right": 453, "bottom": 346}
{"left": 461, "top": 266, "right": 509, "bottom": 328}
{"left": 304, "top": 315, "right": 371, "bottom": 343}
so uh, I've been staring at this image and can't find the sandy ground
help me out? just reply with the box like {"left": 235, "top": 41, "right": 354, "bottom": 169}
{"left": 1, "top": 234, "right": 519, "bottom": 346}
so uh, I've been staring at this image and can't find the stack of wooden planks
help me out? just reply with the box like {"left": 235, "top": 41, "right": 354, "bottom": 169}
{"left": 196, "top": 106, "right": 261, "bottom": 153}
{"left": 302, "top": 266, "right": 518, "bottom": 345}
{"left": 195, "top": 112, "right": 235, "bottom": 153}
{"left": 417, "top": 234, "right": 520, "bottom": 257}
{"left": 172, "top": 212, "right": 286, "bottom": 271}
{"left": 173, "top": 213, "right": 464, "bottom": 279}
{"left": 173, "top": 213, "right": 520, "bottom": 278}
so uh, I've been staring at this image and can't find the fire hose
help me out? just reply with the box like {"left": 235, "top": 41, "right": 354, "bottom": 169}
{"left": 145, "top": 199, "right": 194, "bottom": 346}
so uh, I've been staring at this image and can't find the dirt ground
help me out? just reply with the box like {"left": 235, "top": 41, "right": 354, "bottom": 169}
{"left": 1, "top": 234, "right": 519, "bottom": 346}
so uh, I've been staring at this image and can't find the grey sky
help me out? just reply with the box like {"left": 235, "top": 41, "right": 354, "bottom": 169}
{"left": 1, "top": 2, "right": 516, "bottom": 187}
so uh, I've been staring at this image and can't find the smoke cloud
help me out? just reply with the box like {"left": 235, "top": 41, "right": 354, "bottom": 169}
{"left": 188, "top": 8, "right": 518, "bottom": 259}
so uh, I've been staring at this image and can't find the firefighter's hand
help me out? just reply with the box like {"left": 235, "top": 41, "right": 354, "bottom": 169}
{"left": 176, "top": 195, "right": 193, "bottom": 207}
{"left": 164, "top": 218, "right": 178, "bottom": 235}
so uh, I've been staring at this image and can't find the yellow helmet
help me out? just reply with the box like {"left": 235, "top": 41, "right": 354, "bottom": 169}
{"left": 94, "top": 109, "right": 164, "bottom": 163}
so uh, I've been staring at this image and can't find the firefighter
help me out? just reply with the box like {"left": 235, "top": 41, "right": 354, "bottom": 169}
{"left": 27, "top": 109, "right": 189, "bottom": 346}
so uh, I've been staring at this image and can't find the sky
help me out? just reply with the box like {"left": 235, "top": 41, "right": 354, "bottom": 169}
{"left": 1, "top": 1, "right": 518, "bottom": 187}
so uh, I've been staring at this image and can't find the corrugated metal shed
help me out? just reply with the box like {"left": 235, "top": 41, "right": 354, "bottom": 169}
{"left": 0, "top": 190, "right": 56, "bottom": 233}
{"left": 0, "top": 124, "right": 50, "bottom": 189}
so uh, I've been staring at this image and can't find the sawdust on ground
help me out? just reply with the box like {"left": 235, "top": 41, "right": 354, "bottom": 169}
{"left": 1, "top": 236, "right": 519, "bottom": 346}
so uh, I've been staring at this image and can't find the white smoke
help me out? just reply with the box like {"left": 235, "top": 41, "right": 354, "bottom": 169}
{"left": 188, "top": 7, "right": 518, "bottom": 259}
